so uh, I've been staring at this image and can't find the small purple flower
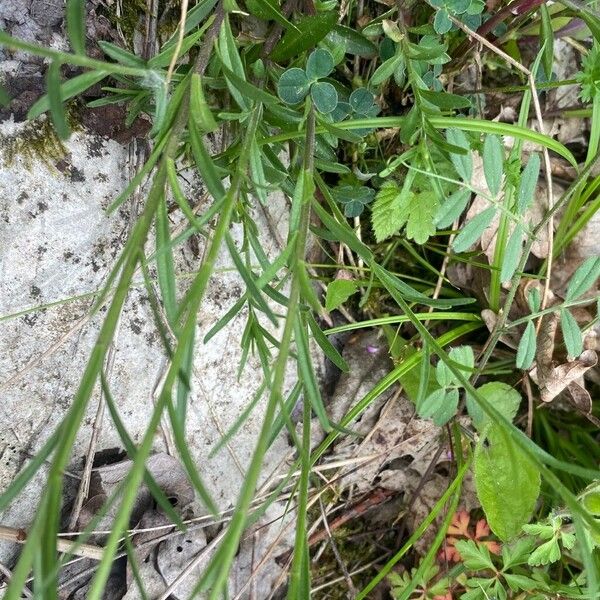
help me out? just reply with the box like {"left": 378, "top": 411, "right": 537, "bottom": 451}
{"left": 366, "top": 344, "right": 379, "bottom": 355}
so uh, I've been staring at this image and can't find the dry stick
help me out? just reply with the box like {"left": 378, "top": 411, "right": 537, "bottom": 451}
{"left": 447, "top": 14, "right": 555, "bottom": 319}
{"left": 0, "top": 561, "right": 33, "bottom": 599}
{"left": 165, "top": 0, "right": 190, "bottom": 88}
{"left": 0, "top": 526, "right": 104, "bottom": 561}
{"left": 318, "top": 496, "right": 358, "bottom": 598}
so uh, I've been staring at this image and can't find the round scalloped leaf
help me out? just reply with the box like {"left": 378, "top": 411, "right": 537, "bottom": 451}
{"left": 306, "top": 48, "right": 334, "bottom": 80}
{"left": 349, "top": 88, "right": 375, "bottom": 114}
{"left": 434, "top": 9, "right": 452, "bottom": 34}
{"left": 311, "top": 81, "right": 338, "bottom": 114}
{"left": 343, "top": 199, "right": 365, "bottom": 217}
{"left": 277, "top": 68, "right": 310, "bottom": 104}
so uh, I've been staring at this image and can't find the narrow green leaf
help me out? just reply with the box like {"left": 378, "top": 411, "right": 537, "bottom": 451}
{"left": 540, "top": 6, "right": 554, "bottom": 80}
{"left": 66, "top": 0, "right": 86, "bottom": 55}
{"left": 150, "top": 27, "right": 208, "bottom": 68}
{"left": 501, "top": 223, "right": 524, "bottom": 283}
{"left": 434, "top": 188, "right": 471, "bottom": 228}
{"left": 98, "top": 40, "right": 146, "bottom": 67}
{"left": 482, "top": 135, "right": 503, "bottom": 196}
{"left": 270, "top": 12, "right": 338, "bottom": 62}
{"left": 516, "top": 154, "right": 540, "bottom": 214}
{"left": 475, "top": 423, "right": 541, "bottom": 541}
{"left": 452, "top": 205, "right": 495, "bottom": 252}
{"left": 420, "top": 89, "right": 471, "bottom": 110}
{"left": 155, "top": 197, "right": 178, "bottom": 326}
{"left": 188, "top": 118, "right": 226, "bottom": 200}
{"left": 219, "top": 62, "right": 279, "bottom": 105}
{"left": 370, "top": 54, "right": 402, "bottom": 86}
{"left": 218, "top": 16, "right": 250, "bottom": 111}
{"left": 565, "top": 256, "right": 600, "bottom": 301}
{"left": 516, "top": 320, "right": 536, "bottom": 369}
{"left": 446, "top": 128, "right": 472, "bottom": 181}
{"left": 306, "top": 313, "right": 349, "bottom": 373}
{"left": 190, "top": 73, "right": 218, "bottom": 132}
{"left": 47, "top": 61, "right": 70, "bottom": 139}
{"left": 325, "top": 279, "right": 358, "bottom": 312}
{"left": 0, "top": 83, "right": 10, "bottom": 106}
{"left": 561, "top": 309, "right": 583, "bottom": 358}
{"left": 326, "top": 25, "right": 377, "bottom": 57}
{"left": 466, "top": 381, "right": 522, "bottom": 432}
{"left": 246, "top": 0, "right": 299, "bottom": 31}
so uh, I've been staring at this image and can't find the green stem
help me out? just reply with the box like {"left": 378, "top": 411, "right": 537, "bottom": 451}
{"left": 202, "top": 105, "right": 317, "bottom": 599}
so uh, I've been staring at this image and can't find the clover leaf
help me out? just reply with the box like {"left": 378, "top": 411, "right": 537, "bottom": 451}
{"left": 333, "top": 185, "right": 375, "bottom": 217}
{"left": 277, "top": 49, "right": 340, "bottom": 113}
{"left": 277, "top": 67, "right": 311, "bottom": 104}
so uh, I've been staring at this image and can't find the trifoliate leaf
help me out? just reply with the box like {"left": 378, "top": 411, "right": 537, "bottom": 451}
{"left": 306, "top": 48, "right": 334, "bottom": 80}
{"left": 311, "top": 81, "right": 338, "bottom": 113}
{"left": 277, "top": 68, "right": 310, "bottom": 104}
{"left": 475, "top": 423, "right": 541, "bottom": 541}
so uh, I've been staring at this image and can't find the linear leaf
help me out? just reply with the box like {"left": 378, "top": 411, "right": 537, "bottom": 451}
{"left": 435, "top": 188, "right": 471, "bottom": 228}
{"left": 46, "top": 60, "right": 70, "bottom": 139}
{"left": 517, "top": 154, "right": 540, "bottom": 214}
{"left": 540, "top": 6, "right": 554, "bottom": 81}
{"left": 565, "top": 256, "right": 600, "bottom": 301}
{"left": 452, "top": 205, "right": 495, "bottom": 252}
{"left": 420, "top": 89, "right": 471, "bottom": 110}
{"left": 66, "top": 0, "right": 86, "bottom": 55}
{"left": 501, "top": 223, "right": 524, "bottom": 283}
{"left": 516, "top": 320, "right": 536, "bottom": 369}
{"left": 98, "top": 40, "right": 146, "bottom": 67}
{"left": 561, "top": 309, "right": 583, "bottom": 359}
{"left": 483, "top": 135, "right": 503, "bottom": 196}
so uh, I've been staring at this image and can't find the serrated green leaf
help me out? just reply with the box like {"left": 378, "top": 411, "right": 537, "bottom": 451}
{"left": 516, "top": 154, "right": 540, "bottom": 214}
{"left": 325, "top": 279, "right": 358, "bottom": 312}
{"left": 516, "top": 320, "right": 536, "bottom": 369}
{"left": 528, "top": 538, "right": 561, "bottom": 566}
{"left": 306, "top": 48, "right": 334, "bottom": 80}
{"left": 467, "top": 381, "right": 521, "bottom": 432}
{"left": 565, "top": 256, "right": 600, "bottom": 301}
{"left": 277, "top": 68, "right": 310, "bottom": 104}
{"left": 435, "top": 188, "right": 471, "bottom": 228}
{"left": 311, "top": 81, "right": 338, "bottom": 114}
{"left": 561, "top": 309, "right": 583, "bottom": 358}
{"left": 454, "top": 539, "right": 495, "bottom": 571}
{"left": 452, "top": 205, "right": 495, "bottom": 252}
{"left": 446, "top": 128, "right": 472, "bottom": 181}
{"left": 270, "top": 12, "right": 338, "bottom": 61}
{"left": 475, "top": 423, "right": 541, "bottom": 541}
{"left": 501, "top": 223, "right": 524, "bottom": 283}
{"left": 483, "top": 135, "right": 503, "bottom": 196}
{"left": 47, "top": 61, "right": 70, "bottom": 140}
{"left": 66, "top": 0, "right": 86, "bottom": 55}
{"left": 403, "top": 190, "right": 438, "bottom": 244}
{"left": 372, "top": 181, "right": 406, "bottom": 242}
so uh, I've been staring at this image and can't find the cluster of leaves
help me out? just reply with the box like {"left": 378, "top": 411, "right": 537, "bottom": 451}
{"left": 516, "top": 256, "right": 600, "bottom": 369}
{"left": 430, "top": 0, "right": 485, "bottom": 35}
